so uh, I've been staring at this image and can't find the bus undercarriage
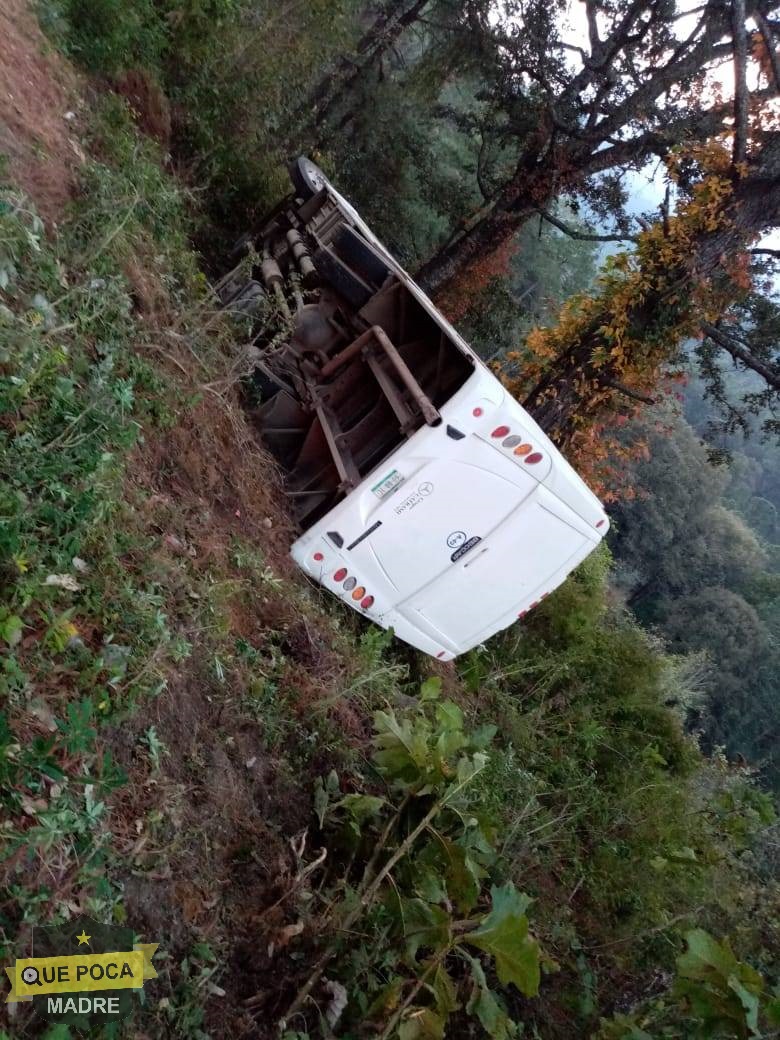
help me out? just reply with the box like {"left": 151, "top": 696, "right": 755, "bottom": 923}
{"left": 217, "top": 158, "right": 474, "bottom": 530}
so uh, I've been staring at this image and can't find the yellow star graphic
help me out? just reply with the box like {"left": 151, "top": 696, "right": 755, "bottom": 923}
{"left": 76, "top": 930, "right": 91, "bottom": 946}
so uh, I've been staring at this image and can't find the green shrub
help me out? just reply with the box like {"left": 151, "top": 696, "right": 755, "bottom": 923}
{"left": 279, "top": 678, "right": 542, "bottom": 1039}
{"left": 459, "top": 549, "right": 775, "bottom": 1028}
{"left": 39, "top": 0, "right": 364, "bottom": 229}
{"left": 596, "top": 929, "right": 780, "bottom": 1039}
{"left": 51, "top": 0, "right": 167, "bottom": 74}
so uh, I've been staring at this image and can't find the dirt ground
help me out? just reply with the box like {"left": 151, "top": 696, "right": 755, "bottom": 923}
{"left": 109, "top": 382, "right": 373, "bottom": 1037}
{"left": 0, "top": 0, "right": 83, "bottom": 223}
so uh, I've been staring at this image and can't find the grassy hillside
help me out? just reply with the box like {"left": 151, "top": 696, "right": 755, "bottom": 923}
{"left": 0, "top": 4, "right": 778, "bottom": 1038}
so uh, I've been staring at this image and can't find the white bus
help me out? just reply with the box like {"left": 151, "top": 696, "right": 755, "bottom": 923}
{"left": 222, "top": 158, "right": 609, "bottom": 659}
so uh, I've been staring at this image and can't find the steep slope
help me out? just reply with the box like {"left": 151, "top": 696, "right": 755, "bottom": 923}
{"left": 0, "top": 6, "right": 777, "bottom": 1039}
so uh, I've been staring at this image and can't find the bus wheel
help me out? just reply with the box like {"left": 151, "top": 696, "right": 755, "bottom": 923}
{"left": 290, "top": 156, "right": 329, "bottom": 199}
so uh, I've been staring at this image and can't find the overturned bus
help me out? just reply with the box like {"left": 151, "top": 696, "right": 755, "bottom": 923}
{"left": 220, "top": 157, "right": 609, "bottom": 660}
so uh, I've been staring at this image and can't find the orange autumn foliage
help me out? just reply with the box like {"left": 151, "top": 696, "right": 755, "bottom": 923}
{"left": 495, "top": 142, "right": 759, "bottom": 501}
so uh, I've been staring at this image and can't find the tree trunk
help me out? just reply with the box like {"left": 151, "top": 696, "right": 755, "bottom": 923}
{"left": 415, "top": 203, "right": 533, "bottom": 296}
{"left": 415, "top": 147, "right": 557, "bottom": 295}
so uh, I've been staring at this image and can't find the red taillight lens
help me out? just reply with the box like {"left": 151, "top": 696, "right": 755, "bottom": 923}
{"left": 524, "top": 452, "right": 543, "bottom": 464}
{"left": 360, "top": 595, "right": 374, "bottom": 609}
{"left": 313, "top": 552, "right": 324, "bottom": 561}
{"left": 472, "top": 406, "right": 483, "bottom": 417}
{"left": 333, "top": 568, "right": 347, "bottom": 581}
{"left": 596, "top": 519, "right": 606, "bottom": 528}
{"left": 352, "top": 585, "right": 366, "bottom": 601}
{"left": 491, "top": 425, "right": 510, "bottom": 438}
{"left": 514, "top": 443, "right": 532, "bottom": 456}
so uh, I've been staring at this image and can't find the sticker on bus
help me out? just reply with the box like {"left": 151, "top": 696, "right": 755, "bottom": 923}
{"left": 371, "top": 469, "right": 405, "bottom": 499}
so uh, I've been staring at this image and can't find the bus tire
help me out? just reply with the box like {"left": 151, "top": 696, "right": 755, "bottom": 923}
{"left": 290, "top": 156, "right": 329, "bottom": 199}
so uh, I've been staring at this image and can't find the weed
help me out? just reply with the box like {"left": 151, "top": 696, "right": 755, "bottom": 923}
{"left": 342, "top": 626, "right": 410, "bottom": 704}
{"left": 595, "top": 930, "right": 780, "bottom": 1038}
{"left": 159, "top": 941, "right": 222, "bottom": 1040}
{"left": 141, "top": 726, "right": 168, "bottom": 772}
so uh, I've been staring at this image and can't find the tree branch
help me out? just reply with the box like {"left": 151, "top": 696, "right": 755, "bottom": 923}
{"left": 536, "top": 207, "right": 636, "bottom": 243}
{"left": 580, "top": 92, "right": 765, "bottom": 177}
{"left": 307, "top": 0, "right": 431, "bottom": 134}
{"left": 556, "top": 40, "right": 588, "bottom": 60}
{"left": 755, "top": 10, "right": 780, "bottom": 92}
{"left": 591, "top": 18, "right": 734, "bottom": 144}
{"left": 602, "top": 379, "right": 656, "bottom": 405}
{"left": 585, "top": 0, "right": 601, "bottom": 51}
{"left": 731, "top": 0, "right": 749, "bottom": 166}
{"left": 701, "top": 321, "right": 780, "bottom": 391}
{"left": 475, "top": 131, "right": 492, "bottom": 201}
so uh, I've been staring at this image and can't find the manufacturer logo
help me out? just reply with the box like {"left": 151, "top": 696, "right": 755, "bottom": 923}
{"left": 393, "top": 481, "right": 435, "bottom": 516}
{"left": 446, "top": 530, "right": 467, "bottom": 550}
{"left": 5, "top": 915, "right": 159, "bottom": 1028}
